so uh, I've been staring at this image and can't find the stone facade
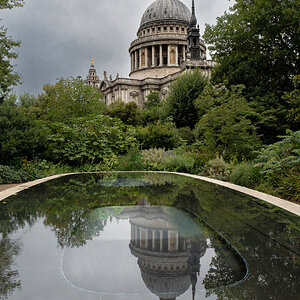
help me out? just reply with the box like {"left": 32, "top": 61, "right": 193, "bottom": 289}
{"left": 87, "top": 0, "right": 215, "bottom": 106}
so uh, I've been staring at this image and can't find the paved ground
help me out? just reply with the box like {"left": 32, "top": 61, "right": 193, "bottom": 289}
{"left": 0, "top": 184, "right": 20, "bottom": 192}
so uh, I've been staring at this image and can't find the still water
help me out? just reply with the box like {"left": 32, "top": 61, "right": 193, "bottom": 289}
{"left": 0, "top": 173, "right": 299, "bottom": 299}
{"left": 62, "top": 206, "right": 246, "bottom": 298}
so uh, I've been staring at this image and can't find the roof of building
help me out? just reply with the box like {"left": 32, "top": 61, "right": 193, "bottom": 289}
{"left": 140, "top": 0, "right": 191, "bottom": 30}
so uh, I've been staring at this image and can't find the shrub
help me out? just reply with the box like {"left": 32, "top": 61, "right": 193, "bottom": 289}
{"left": 275, "top": 171, "right": 300, "bottom": 203}
{"left": 230, "top": 163, "right": 262, "bottom": 188}
{"left": 163, "top": 152, "right": 195, "bottom": 173}
{"left": 115, "top": 149, "right": 145, "bottom": 171}
{"left": 177, "top": 127, "right": 195, "bottom": 145}
{"left": 46, "top": 115, "right": 137, "bottom": 166}
{"left": 28, "top": 159, "right": 74, "bottom": 177}
{"left": 205, "top": 156, "right": 230, "bottom": 181}
{"left": 141, "top": 148, "right": 166, "bottom": 171}
{"left": 195, "top": 85, "right": 261, "bottom": 161}
{"left": 255, "top": 130, "right": 300, "bottom": 182}
{"left": 141, "top": 148, "right": 196, "bottom": 173}
{"left": 0, "top": 98, "right": 47, "bottom": 165}
{"left": 106, "top": 101, "right": 141, "bottom": 126}
{"left": 136, "top": 122, "right": 181, "bottom": 150}
{"left": 0, "top": 165, "right": 34, "bottom": 184}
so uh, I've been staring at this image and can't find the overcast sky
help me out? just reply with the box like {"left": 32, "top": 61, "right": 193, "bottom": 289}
{"left": 1, "top": 0, "right": 233, "bottom": 96}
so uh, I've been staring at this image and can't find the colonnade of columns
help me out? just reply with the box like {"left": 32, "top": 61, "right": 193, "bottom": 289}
{"left": 130, "top": 44, "right": 186, "bottom": 72}
{"left": 131, "top": 224, "right": 185, "bottom": 253}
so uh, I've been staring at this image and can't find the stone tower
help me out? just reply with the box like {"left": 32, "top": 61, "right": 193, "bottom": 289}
{"left": 187, "top": 0, "right": 202, "bottom": 60}
{"left": 86, "top": 59, "right": 101, "bottom": 88}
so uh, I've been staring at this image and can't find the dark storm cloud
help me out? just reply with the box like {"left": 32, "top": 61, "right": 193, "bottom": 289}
{"left": 1, "top": 0, "right": 232, "bottom": 95}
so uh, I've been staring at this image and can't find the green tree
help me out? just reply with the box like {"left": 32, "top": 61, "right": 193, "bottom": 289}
{"left": 0, "top": 0, "right": 24, "bottom": 9}
{"left": 144, "top": 90, "right": 160, "bottom": 109}
{"left": 283, "top": 75, "right": 300, "bottom": 129}
{"left": 46, "top": 115, "right": 137, "bottom": 166}
{"left": 141, "top": 91, "right": 164, "bottom": 125}
{"left": 35, "top": 77, "right": 104, "bottom": 122}
{"left": 0, "top": 0, "right": 24, "bottom": 103}
{"left": 165, "top": 69, "right": 209, "bottom": 129}
{"left": 255, "top": 130, "right": 300, "bottom": 202}
{"left": 204, "top": 0, "right": 300, "bottom": 102}
{"left": 195, "top": 85, "right": 261, "bottom": 160}
{"left": 105, "top": 100, "right": 141, "bottom": 126}
{"left": 0, "top": 96, "right": 47, "bottom": 165}
{"left": 136, "top": 121, "right": 181, "bottom": 150}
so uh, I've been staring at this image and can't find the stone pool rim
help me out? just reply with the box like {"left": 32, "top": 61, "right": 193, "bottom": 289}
{"left": 0, "top": 171, "right": 299, "bottom": 217}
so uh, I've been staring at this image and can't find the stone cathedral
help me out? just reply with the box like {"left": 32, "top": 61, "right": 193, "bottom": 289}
{"left": 86, "top": 0, "right": 215, "bottom": 106}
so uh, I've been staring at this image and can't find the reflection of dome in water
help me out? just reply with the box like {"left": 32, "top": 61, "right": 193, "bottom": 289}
{"left": 141, "top": 271, "right": 190, "bottom": 299}
{"left": 123, "top": 205, "right": 206, "bottom": 300}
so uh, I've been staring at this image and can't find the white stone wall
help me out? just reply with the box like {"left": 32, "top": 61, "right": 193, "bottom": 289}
{"left": 130, "top": 67, "right": 181, "bottom": 80}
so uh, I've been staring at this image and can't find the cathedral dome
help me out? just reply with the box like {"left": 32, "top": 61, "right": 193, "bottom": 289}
{"left": 140, "top": 0, "right": 191, "bottom": 30}
{"left": 141, "top": 271, "right": 191, "bottom": 299}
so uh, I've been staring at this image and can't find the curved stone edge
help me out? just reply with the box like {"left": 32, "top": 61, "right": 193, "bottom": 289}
{"left": 168, "top": 172, "right": 300, "bottom": 217}
{"left": 0, "top": 173, "right": 79, "bottom": 202}
{"left": 0, "top": 171, "right": 299, "bottom": 217}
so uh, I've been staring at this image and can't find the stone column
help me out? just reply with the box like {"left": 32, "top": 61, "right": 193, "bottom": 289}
{"left": 132, "top": 53, "right": 135, "bottom": 70}
{"left": 121, "top": 88, "right": 124, "bottom": 102}
{"left": 160, "top": 230, "right": 163, "bottom": 252}
{"left": 139, "top": 48, "right": 142, "bottom": 68}
{"left": 183, "top": 45, "right": 186, "bottom": 61}
{"left": 175, "top": 45, "right": 179, "bottom": 66}
{"left": 135, "top": 50, "right": 138, "bottom": 69}
{"left": 152, "top": 230, "right": 155, "bottom": 250}
{"left": 144, "top": 229, "right": 147, "bottom": 249}
{"left": 131, "top": 225, "right": 135, "bottom": 243}
{"left": 152, "top": 45, "right": 155, "bottom": 67}
{"left": 145, "top": 47, "right": 148, "bottom": 67}
{"left": 159, "top": 44, "right": 163, "bottom": 66}
{"left": 135, "top": 227, "right": 138, "bottom": 245}
{"left": 167, "top": 45, "right": 170, "bottom": 66}
{"left": 168, "top": 231, "right": 179, "bottom": 252}
{"left": 124, "top": 88, "right": 128, "bottom": 102}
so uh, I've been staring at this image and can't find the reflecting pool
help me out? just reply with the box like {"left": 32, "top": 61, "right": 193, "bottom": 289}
{"left": 0, "top": 173, "right": 299, "bottom": 299}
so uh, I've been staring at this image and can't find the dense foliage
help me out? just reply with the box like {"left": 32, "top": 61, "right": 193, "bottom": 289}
{"left": 204, "top": 0, "right": 300, "bottom": 100}
{"left": 204, "top": 0, "right": 300, "bottom": 143}
{"left": 105, "top": 100, "right": 140, "bottom": 126}
{"left": 46, "top": 115, "right": 137, "bottom": 166}
{"left": 0, "top": 5, "right": 22, "bottom": 103}
{"left": 0, "top": 97, "right": 47, "bottom": 164}
{"left": 135, "top": 121, "right": 181, "bottom": 150}
{"left": 283, "top": 75, "right": 300, "bottom": 128}
{"left": 165, "top": 69, "right": 208, "bottom": 129}
{"left": 0, "top": 0, "right": 24, "bottom": 9}
{"left": 195, "top": 84, "right": 261, "bottom": 160}
{"left": 34, "top": 77, "right": 105, "bottom": 122}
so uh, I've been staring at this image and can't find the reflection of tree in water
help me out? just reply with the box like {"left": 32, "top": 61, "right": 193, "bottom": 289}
{"left": 0, "top": 238, "right": 21, "bottom": 299}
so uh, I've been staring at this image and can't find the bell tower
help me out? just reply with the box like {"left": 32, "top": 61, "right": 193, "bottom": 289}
{"left": 187, "top": 0, "right": 201, "bottom": 60}
{"left": 86, "top": 59, "right": 101, "bottom": 88}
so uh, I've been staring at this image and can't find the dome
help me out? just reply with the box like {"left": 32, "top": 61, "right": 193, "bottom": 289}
{"left": 140, "top": 0, "right": 191, "bottom": 30}
{"left": 141, "top": 271, "right": 191, "bottom": 299}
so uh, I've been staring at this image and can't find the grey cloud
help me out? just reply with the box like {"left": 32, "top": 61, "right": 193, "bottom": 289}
{"left": 1, "top": 0, "right": 232, "bottom": 95}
